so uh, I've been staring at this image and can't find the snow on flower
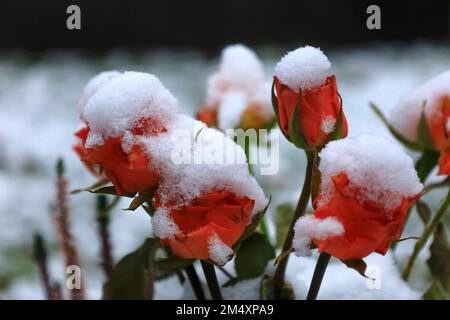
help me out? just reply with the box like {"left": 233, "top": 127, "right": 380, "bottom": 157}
{"left": 390, "top": 70, "right": 450, "bottom": 142}
{"left": 78, "top": 70, "right": 120, "bottom": 116}
{"left": 83, "top": 71, "right": 180, "bottom": 148}
{"left": 197, "top": 44, "right": 274, "bottom": 130}
{"left": 317, "top": 134, "right": 423, "bottom": 212}
{"left": 274, "top": 45, "right": 331, "bottom": 92}
{"left": 208, "top": 232, "right": 234, "bottom": 266}
{"left": 293, "top": 215, "right": 344, "bottom": 257}
{"left": 390, "top": 70, "right": 450, "bottom": 175}
{"left": 272, "top": 45, "right": 348, "bottom": 148}
{"left": 298, "top": 134, "right": 423, "bottom": 260}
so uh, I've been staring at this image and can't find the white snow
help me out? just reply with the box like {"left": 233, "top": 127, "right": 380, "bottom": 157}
{"left": 274, "top": 45, "right": 331, "bottom": 92}
{"left": 150, "top": 207, "right": 180, "bottom": 240}
{"left": 78, "top": 70, "right": 120, "bottom": 116}
{"left": 320, "top": 115, "right": 336, "bottom": 134}
{"left": 293, "top": 215, "right": 344, "bottom": 257}
{"left": 217, "top": 90, "right": 247, "bottom": 130}
{"left": 142, "top": 114, "right": 268, "bottom": 231}
{"left": 317, "top": 134, "right": 423, "bottom": 213}
{"left": 1, "top": 45, "right": 444, "bottom": 299}
{"left": 83, "top": 71, "right": 179, "bottom": 147}
{"left": 390, "top": 70, "right": 450, "bottom": 142}
{"left": 206, "top": 44, "right": 274, "bottom": 129}
{"left": 208, "top": 232, "right": 234, "bottom": 266}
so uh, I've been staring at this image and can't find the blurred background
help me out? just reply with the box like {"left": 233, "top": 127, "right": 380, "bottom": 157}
{"left": 0, "top": 0, "right": 449, "bottom": 299}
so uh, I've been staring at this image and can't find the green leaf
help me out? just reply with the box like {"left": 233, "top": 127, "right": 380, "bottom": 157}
{"left": 424, "top": 177, "right": 450, "bottom": 194}
{"left": 85, "top": 185, "right": 135, "bottom": 198}
{"left": 415, "top": 150, "right": 439, "bottom": 183}
{"left": 124, "top": 191, "right": 154, "bottom": 211}
{"left": 341, "top": 259, "right": 368, "bottom": 278}
{"left": 370, "top": 102, "right": 422, "bottom": 151}
{"left": 70, "top": 178, "right": 109, "bottom": 194}
{"left": 235, "top": 233, "right": 275, "bottom": 280}
{"left": 103, "top": 238, "right": 159, "bottom": 299}
{"left": 427, "top": 223, "right": 450, "bottom": 294}
{"left": 237, "top": 196, "right": 271, "bottom": 245}
{"left": 416, "top": 200, "right": 432, "bottom": 224}
{"left": 275, "top": 203, "right": 294, "bottom": 248}
{"left": 288, "top": 106, "right": 312, "bottom": 150}
{"left": 422, "top": 281, "right": 449, "bottom": 300}
{"left": 417, "top": 106, "right": 435, "bottom": 150}
{"left": 154, "top": 255, "right": 194, "bottom": 280}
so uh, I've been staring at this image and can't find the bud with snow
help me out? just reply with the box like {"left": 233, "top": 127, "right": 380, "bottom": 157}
{"left": 197, "top": 44, "right": 275, "bottom": 130}
{"left": 273, "top": 46, "right": 348, "bottom": 149}
{"left": 293, "top": 134, "right": 423, "bottom": 260}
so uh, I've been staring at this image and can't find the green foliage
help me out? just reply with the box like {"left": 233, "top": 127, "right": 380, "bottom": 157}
{"left": 422, "top": 281, "right": 448, "bottom": 300}
{"left": 234, "top": 233, "right": 275, "bottom": 280}
{"left": 103, "top": 238, "right": 159, "bottom": 299}
{"left": 427, "top": 223, "right": 450, "bottom": 294}
{"left": 275, "top": 203, "right": 294, "bottom": 248}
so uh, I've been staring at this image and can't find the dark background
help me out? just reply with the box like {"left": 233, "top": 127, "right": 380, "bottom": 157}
{"left": 0, "top": 0, "right": 448, "bottom": 51}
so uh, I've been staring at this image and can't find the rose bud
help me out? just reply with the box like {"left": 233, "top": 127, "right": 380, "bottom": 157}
{"left": 145, "top": 120, "right": 268, "bottom": 265}
{"left": 273, "top": 46, "right": 348, "bottom": 149}
{"left": 197, "top": 44, "right": 275, "bottom": 130}
{"left": 74, "top": 71, "right": 180, "bottom": 195}
{"left": 390, "top": 70, "right": 450, "bottom": 175}
{"left": 293, "top": 134, "right": 423, "bottom": 261}
{"left": 155, "top": 191, "right": 254, "bottom": 265}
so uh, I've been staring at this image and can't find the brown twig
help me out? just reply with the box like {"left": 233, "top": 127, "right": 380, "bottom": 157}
{"left": 32, "top": 233, "right": 61, "bottom": 300}
{"left": 53, "top": 159, "right": 85, "bottom": 300}
{"left": 96, "top": 195, "right": 119, "bottom": 279}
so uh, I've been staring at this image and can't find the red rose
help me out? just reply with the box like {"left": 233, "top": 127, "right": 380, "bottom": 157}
{"left": 73, "top": 125, "right": 159, "bottom": 196}
{"left": 427, "top": 96, "right": 450, "bottom": 175}
{"left": 158, "top": 191, "right": 254, "bottom": 263}
{"left": 196, "top": 107, "right": 218, "bottom": 127}
{"left": 312, "top": 173, "right": 419, "bottom": 260}
{"left": 273, "top": 75, "right": 348, "bottom": 148}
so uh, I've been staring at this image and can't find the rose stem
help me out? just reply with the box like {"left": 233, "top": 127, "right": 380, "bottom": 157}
{"left": 273, "top": 151, "right": 316, "bottom": 295}
{"left": 184, "top": 264, "right": 206, "bottom": 300}
{"left": 96, "top": 195, "right": 119, "bottom": 280}
{"left": 53, "top": 158, "right": 85, "bottom": 300}
{"left": 402, "top": 188, "right": 450, "bottom": 280}
{"left": 306, "top": 252, "right": 331, "bottom": 300}
{"left": 200, "top": 261, "right": 223, "bottom": 300}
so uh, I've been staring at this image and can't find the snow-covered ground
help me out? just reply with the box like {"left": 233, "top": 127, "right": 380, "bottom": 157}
{"left": 0, "top": 43, "right": 449, "bottom": 299}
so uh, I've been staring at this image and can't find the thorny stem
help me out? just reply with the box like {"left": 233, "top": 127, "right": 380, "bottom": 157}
{"left": 402, "top": 188, "right": 450, "bottom": 281}
{"left": 201, "top": 261, "right": 223, "bottom": 300}
{"left": 184, "top": 264, "right": 206, "bottom": 300}
{"left": 96, "top": 195, "right": 119, "bottom": 279}
{"left": 306, "top": 252, "right": 331, "bottom": 300}
{"left": 273, "top": 151, "right": 316, "bottom": 297}
{"left": 53, "top": 159, "right": 85, "bottom": 300}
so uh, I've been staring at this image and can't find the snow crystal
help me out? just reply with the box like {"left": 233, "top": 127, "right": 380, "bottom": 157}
{"left": 390, "top": 70, "right": 450, "bottom": 142}
{"left": 208, "top": 232, "right": 233, "bottom": 266}
{"left": 217, "top": 90, "right": 247, "bottom": 130}
{"left": 274, "top": 46, "right": 331, "bottom": 92}
{"left": 141, "top": 114, "right": 268, "bottom": 217}
{"left": 293, "top": 215, "right": 344, "bottom": 257}
{"left": 78, "top": 70, "right": 120, "bottom": 115}
{"left": 320, "top": 116, "right": 336, "bottom": 134}
{"left": 317, "top": 134, "right": 423, "bottom": 213}
{"left": 151, "top": 207, "right": 179, "bottom": 239}
{"left": 83, "top": 71, "right": 179, "bottom": 147}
